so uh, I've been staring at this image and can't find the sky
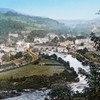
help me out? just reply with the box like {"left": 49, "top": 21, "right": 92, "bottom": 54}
{"left": 0, "top": 0, "right": 100, "bottom": 20}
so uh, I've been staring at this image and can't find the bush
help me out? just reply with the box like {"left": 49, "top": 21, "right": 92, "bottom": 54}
{"left": 77, "top": 48, "right": 88, "bottom": 55}
{"left": 48, "top": 83, "right": 71, "bottom": 100}
{"left": 0, "top": 93, "right": 4, "bottom": 99}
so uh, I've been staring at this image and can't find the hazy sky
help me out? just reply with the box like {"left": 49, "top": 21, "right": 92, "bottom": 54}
{"left": 0, "top": 0, "right": 100, "bottom": 20}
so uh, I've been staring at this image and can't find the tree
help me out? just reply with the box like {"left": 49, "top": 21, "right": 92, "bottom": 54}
{"left": 90, "top": 32, "right": 100, "bottom": 51}
{"left": 96, "top": 10, "right": 100, "bottom": 14}
{"left": 59, "top": 36, "right": 65, "bottom": 42}
{"left": 14, "top": 52, "right": 23, "bottom": 59}
{"left": 50, "top": 54, "right": 57, "bottom": 60}
{"left": 48, "top": 83, "right": 71, "bottom": 100}
{"left": 83, "top": 64, "right": 100, "bottom": 100}
{"left": 77, "top": 48, "right": 88, "bottom": 55}
{"left": 52, "top": 37, "right": 59, "bottom": 44}
{"left": 1, "top": 54, "right": 10, "bottom": 62}
{"left": 88, "top": 64, "right": 100, "bottom": 90}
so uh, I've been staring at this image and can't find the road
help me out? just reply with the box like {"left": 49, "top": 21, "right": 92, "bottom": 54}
{"left": 27, "top": 48, "right": 38, "bottom": 62}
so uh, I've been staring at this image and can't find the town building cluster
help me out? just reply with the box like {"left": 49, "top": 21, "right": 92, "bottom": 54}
{"left": 57, "top": 38, "right": 95, "bottom": 53}
{"left": 0, "top": 33, "right": 95, "bottom": 65}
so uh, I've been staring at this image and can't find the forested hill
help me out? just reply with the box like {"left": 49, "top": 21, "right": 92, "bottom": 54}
{"left": 1, "top": 8, "right": 100, "bottom": 37}
{"left": 0, "top": 8, "right": 68, "bottom": 36}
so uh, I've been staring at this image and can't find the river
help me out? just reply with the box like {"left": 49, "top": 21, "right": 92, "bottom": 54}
{"left": 47, "top": 51, "right": 90, "bottom": 93}
{"left": 3, "top": 89, "right": 50, "bottom": 100}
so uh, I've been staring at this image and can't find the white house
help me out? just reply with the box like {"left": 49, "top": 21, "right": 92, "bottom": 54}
{"left": 75, "top": 39, "right": 84, "bottom": 45}
{"left": 16, "top": 40, "right": 34, "bottom": 52}
{"left": 58, "top": 40, "right": 74, "bottom": 46}
{"left": 9, "top": 33, "right": 18, "bottom": 38}
{"left": 75, "top": 38, "right": 93, "bottom": 45}
{"left": 34, "top": 37, "right": 49, "bottom": 44}
{"left": 0, "top": 44, "right": 5, "bottom": 49}
{"left": 76, "top": 46, "right": 84, "bottom": 50}
{"left": 57, "top": 46, "right": 68, "bottom": 53}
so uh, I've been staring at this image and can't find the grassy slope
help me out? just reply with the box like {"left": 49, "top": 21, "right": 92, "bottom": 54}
{"left": 85, "top": 51, "right": 100, "bottom": 63}
{"left": 0, "top": 64, "right": 64, "bottom": 80}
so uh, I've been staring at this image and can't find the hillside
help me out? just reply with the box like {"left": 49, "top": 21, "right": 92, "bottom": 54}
{"left": 0, "top": 8, "right": 100, "bottom": 38}
{"left": 0, "top": 8, "right": 68, "bottom": 36}
{"left": 58, "top": 19, "right": 100, "bottom": 36}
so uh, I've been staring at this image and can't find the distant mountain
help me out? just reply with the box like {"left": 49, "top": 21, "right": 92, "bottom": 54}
{"left": 0, "top": 8, "right": 68, "bottom": 37}
{"left": 58, "top": 20, "right": 91, "bottom": 25}
{"left": 58, "top": 19, "right": 100, "bottom": 36}
{"left": 0, "top": 8, "right": 17, "bottom": 14}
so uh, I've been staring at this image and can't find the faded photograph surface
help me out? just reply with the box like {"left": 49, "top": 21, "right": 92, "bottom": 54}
{"left": 0, "top": 0, "right": 100, "bottom": 100}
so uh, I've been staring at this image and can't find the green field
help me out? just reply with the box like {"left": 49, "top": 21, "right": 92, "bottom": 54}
{"left": 0, "top": 63, "right": 65, "bottom": 80}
